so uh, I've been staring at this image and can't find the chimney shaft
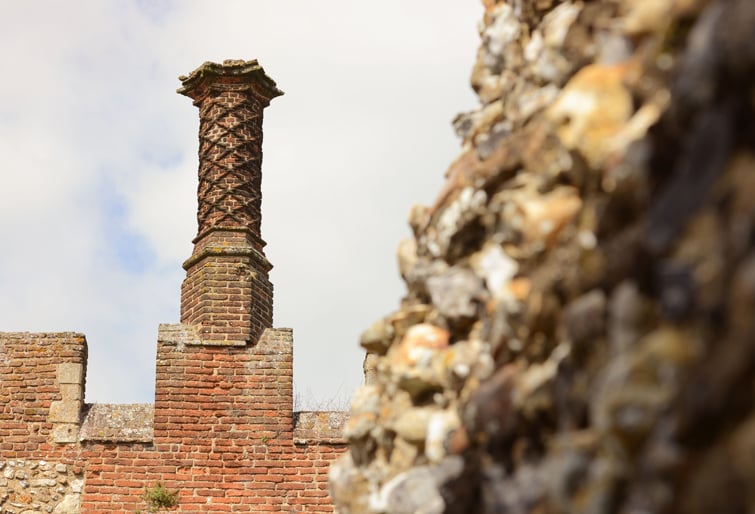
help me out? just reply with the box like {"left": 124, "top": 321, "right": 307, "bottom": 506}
{"left": 178, "top": 60, "right": 282, "bottom": 346}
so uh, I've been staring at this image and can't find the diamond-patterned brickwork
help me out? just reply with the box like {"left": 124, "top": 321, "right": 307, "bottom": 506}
{"left": 196, "top": 90, "right": 263, "bottom": 237}
{"left": 178, "top": 59, "right": 282, "bottom": 245}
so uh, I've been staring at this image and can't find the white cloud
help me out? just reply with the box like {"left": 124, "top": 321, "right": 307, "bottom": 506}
{"left": 0, "top": 1, "right": 481, "bottom": 406}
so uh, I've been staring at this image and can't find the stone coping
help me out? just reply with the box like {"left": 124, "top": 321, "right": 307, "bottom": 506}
{"left": 80, "top": 403, "right": 154, "bottom": 443}
{"left": 157, "top": 323, "right": 202, "bottom": 347}
{"left": 293, "top": 411, "right": 349, "bottom": 445}
{"left": 0, "top": 331, "right": 86, "bottom": 339}
{"left": 182, "top": 227, "right": 272, "bottom": 273}
{"left": 158, "top": 324, "right": 295, "bottom": 348}
{"left": 182, "top": 244, "right": 272, "bottom": 273}
{"left": 78, "top": 405, "right": 346, "bottom": 445}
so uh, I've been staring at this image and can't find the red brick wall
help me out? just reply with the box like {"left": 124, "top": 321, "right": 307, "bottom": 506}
{"left": 0, "top": 333, "right": 86, "bottom": 456}
{"left": 289, "top": 443, "right": 347, "bottom": 512}
{"left": 0, "top": 330, "right": 347, "bottom": 513}
{"left": 78, "top": 440, "right": 344, "bottom": 513}
{"left": 0, "top": 333, "right": 88, "bottom": 511}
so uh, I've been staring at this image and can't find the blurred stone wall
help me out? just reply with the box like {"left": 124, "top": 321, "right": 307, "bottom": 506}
{"left": 330, "top": 0, "right": 755, "bottom": 512}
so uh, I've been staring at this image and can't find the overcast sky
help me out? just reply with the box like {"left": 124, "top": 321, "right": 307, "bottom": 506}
{"left": 0, "top": 1, "right": 481, "bottom": 408}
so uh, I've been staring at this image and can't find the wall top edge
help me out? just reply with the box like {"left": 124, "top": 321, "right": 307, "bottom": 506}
{"left": 0, "top": 332, "right": 86, "bottom": 340}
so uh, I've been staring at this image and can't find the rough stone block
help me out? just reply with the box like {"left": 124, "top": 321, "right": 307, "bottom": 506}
{"left": 53, "top": 492, "right": 81, "bottom": 513}
{"left": 48, "top": 401, "right": 81, "bottom": 424}
{"left": 57, "top": 363, "right": 83, "bottom": 385}
{"left": 30, "top": 478, "right": 58, "bottom": 487}
{"left": 59, "top": 384, "right": 82, "bottom": 401}
{"left": 51, "top": 424, "right": 79, "bottom": 444}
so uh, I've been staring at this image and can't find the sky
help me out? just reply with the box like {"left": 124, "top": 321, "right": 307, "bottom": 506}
{"left": 0, "top": 1, "right": 481, "bottom": 408}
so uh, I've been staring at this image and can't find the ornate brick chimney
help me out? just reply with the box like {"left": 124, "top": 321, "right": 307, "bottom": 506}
{"left": 178, "top": 59, "right": 283, "bottom": 346}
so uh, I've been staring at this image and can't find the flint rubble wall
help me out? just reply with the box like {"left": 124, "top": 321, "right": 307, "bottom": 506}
{"left": 331, "top": 0, "right": 755, "bottom": 512}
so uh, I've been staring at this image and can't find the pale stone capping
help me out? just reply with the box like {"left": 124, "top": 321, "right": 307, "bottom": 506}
{"left": 157, "top": 323, "right": 201, "bottom": 347}
{"left": 293, "top": 411, "right": 349, "bottom": 445}
{"left": 158, "top": 325, "right": 296, "bottom": 350}
{"left": 181, "top": 243, "right": 272, "bottom": 273}
{"left": 0, "top": 331, "right": 86, "bottom": 339}
{"left": 185, "top": 226, "right": 272, "bottom": 272}
{"left": 80, "top": 403, "right": 154, "bottom": 443}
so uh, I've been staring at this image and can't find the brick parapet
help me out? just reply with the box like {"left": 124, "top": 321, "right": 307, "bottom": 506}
{"left": 0, "top": 332, "right": 88, "bottom": 448}
{"left": 1, "top": 329, "right": 347, "bottom": 512}
{"left": 0, "top": 332, "right": 88, "bottom": 512}
{"left": 154, "top": 326, "right": 295, "bottom": 442}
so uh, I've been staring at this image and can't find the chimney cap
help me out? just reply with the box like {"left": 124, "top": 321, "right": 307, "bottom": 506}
{"left": 178, "top": 59, "right": 283, "bottom": 102}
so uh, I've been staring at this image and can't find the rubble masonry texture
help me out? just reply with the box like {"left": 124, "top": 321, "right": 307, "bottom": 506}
{"left": 330, "top": 0, "right": 755, "bottom": 513}
{"left": 0, "top": 60, "right": 347, "bottom": 513}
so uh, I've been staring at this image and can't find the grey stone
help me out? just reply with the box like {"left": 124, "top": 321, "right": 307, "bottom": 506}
{"left": 359, "top": 318, "right": 395, "bottom": 355}
{"left": 427, "top": 267, "right": 485, "bottom": 320}
{"left": 58, "top": 384, "right": 82, "bottom": 402}
{"left": 70, "top": 480, "right": 83, "bottom": 494}
{"left": 562, "top": 289, "right": 606, "bottom": 343}
{"left": 392, "top": 407, "right": 435, "bottom": 444}
{"left": 53, "top": 494, "right": 80, "bottom": 514}
{"left": 56, "top": 363, "right": 83, "bottom": 385}
{"left": 51, "top": 424, "right": 79, "bottom": 444}
{"left": 48, "top": 401, "right": 81, "bottom": 424}
{"left": 30, "top": 479, "right": 57, "bottom": 487}
{"left": 374, "top": 467, "right": 445, "bottom": 514}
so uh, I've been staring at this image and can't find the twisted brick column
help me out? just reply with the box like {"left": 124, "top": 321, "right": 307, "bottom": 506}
{"left": 178, "top": 59, "right": 283, "bottom": 346}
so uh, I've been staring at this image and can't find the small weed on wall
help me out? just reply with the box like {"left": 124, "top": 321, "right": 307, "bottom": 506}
{"left": 137, "top": 482, "right": 179, "bottom": 513}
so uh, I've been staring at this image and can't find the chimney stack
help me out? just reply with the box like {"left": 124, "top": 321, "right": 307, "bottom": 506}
{"left": 178, "top": 59, "right": 283, "bottom": 346}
